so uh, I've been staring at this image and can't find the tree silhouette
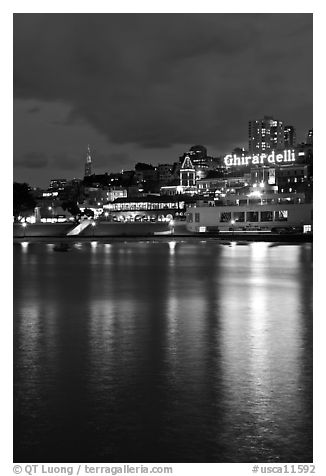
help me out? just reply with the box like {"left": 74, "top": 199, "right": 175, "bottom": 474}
{"left": 13, "top": 183, "right": 36, "bottom": 219}
{"left": 61, "top": 200, "right": 81, "bottom": 219}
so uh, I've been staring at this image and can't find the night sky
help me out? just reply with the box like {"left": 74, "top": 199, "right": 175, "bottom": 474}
{"left": 13, "top": 13, "right": 313, "bottom": 188}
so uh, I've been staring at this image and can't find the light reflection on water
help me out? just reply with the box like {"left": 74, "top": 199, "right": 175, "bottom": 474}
{"left": 14, "top": 241, "right": 312, "bottom": 463}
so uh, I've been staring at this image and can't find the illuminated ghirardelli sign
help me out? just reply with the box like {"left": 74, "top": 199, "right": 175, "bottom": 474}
{"left": 224, "top": 150, "right": 296, "bottom": 167}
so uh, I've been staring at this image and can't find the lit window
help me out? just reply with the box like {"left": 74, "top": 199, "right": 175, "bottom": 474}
{"left": 275, "top": 210, "right": 288, "bottom": 221}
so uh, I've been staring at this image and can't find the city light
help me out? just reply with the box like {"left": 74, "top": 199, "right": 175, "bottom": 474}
{"left": 224, "top": 149, "right": 296, "bottom": 167}
{"left": 248, "top": 191, "right": 261, "bottom": 198}
{"left": 22, "top": 222, "right": 27, "bottom": 238}
{"left": 168, "top": 241, "right": 176, "bottom": 254}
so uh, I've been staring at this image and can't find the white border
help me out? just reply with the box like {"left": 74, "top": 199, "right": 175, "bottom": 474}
{"left": 4, "top": 3, "right": 323, "bottom": 475}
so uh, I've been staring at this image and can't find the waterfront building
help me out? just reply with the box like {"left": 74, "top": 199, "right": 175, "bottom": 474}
{"left": 102, "top": 195, "right": 195, "bottom": 222}
{"left": 188, "top": 141, "right": 313, "bottom": 234}
{"left": 249, "top": 116, "right": 284, "bottom": 153}
{"left": 186, "top": 185, "right": 312, "bottom": 233}
{"left": 223, "top": 147, "right": 312, "bottom": 185}
{"left": 186, "top": 201, "right": 312, "bottom": 233}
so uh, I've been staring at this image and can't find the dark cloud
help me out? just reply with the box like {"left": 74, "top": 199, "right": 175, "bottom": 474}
{"left": 14, "top": 14, "right": 312, "bottom": 150}
{"left": 13, "top": 14, "right": 312, "bottom": 186}
{"left": 15, "top": 152, "right": 48, "bottom": 168}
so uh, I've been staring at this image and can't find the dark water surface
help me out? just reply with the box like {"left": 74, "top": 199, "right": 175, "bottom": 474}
{"left": 13, "top": 240, "right": 313, "bottom": 463}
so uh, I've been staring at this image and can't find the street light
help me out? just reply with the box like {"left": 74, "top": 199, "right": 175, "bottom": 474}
{"left": 92, "top": 221, "right": 96, "bottom": 237}
{"left": 231, "top": 219, "right": 235, "bottom": 237}
{"left": 22, "top": 222, "right": 27, "bottom": 238}
{"left": 48, "top": 206, "right": 54, "bottom": 222}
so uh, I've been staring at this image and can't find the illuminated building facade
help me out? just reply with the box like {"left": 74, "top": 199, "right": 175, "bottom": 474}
{"left": 49, "top": 179, "right": 67, "bottom": 190}
{"left": 249, "top": 116, "right": 284, "bottom": 153}
{"left": 103, "top": 196, "right": 195, "bottom": 221}
{"left": 107, "top": 187, "right": 128, "bottom": 202}
{"left": 180, "top": 155, "right": 196, "bottom": 187}
{"left": 186, "top": 201, "right": 312, "bottom": 233}
{"left": 160, "top": 155, "right": 197, "bottom": 196}
{"left": 185, "top": 142, "right": 313, "bottom": 233}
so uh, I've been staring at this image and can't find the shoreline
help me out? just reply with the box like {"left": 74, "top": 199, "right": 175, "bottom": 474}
{"left": 13, "top": 232, "right": 313, "bottom": 244}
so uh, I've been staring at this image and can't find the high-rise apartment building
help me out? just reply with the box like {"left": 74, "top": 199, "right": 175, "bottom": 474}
{"left": 248, "top": 116, "right": 284, "bottom": 153}
{"left": 284, "top": 125, "right": 296, "bottom": 148}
